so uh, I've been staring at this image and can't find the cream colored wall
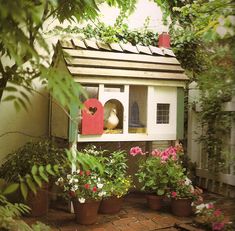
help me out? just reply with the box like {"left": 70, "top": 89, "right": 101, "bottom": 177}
{"left": 0, "top": 79, "right": 49, "bottom": 163}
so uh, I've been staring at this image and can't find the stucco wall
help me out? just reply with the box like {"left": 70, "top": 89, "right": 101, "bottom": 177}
{"left": 0, "top": 79, "right": 49, "bottom": 163}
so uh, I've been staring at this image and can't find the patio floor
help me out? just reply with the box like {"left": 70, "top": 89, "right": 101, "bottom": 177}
{"left": 23, "top": 192, "right": 235, "bottom": 231}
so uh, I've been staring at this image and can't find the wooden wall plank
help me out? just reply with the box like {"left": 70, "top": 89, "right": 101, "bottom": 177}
{"left": 63, "top": 49, "right": 180, "bottom": 65}
{"left": 176, "top": 87, "right": 185, "bottom": 139}
{"left": 67, "top": 66, "right": 188, "bottom": 80}
{"left": 73, "top": 77, "right": 187, "bottom": 87}
{"left": 65, "top": 58, "right": 184, "bottom": 72}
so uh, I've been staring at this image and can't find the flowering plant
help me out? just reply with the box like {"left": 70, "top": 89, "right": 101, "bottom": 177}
{"left": 195, "top": 202, "right": 226, "bottom": 231}
{"left": 101, "top": 150, "right": 132, "bottom": 198}
{"left": 56, "top": 145, "right": 106, "bottom": 203}
{"left": 130, "top": 145, "right": 183, "bottom": 196}
{"left": 168, "top": 176, "right": 200, "bottom": 200}
{"left": 56, "top": 169, "right": 106, "bottom": 203}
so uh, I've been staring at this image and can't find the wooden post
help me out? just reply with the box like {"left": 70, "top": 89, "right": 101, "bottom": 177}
{"left": 68, "top": 103, "right": 79, "bottom": 213}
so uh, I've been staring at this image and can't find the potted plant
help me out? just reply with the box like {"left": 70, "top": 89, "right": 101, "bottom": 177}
{"left": 130, "top": 145, "right": 183, "bottom": 210}
{"left": 167, "top": 165, "right": 200, "bottom": 217}
{"left": 56, "top": 146, "right": 105, "bottom": 225}
{"left": 194, "top": 202, "right": 227, "bottom": 230}
{"left": 98, "top": 150, "right": 132, "bottom": 214}
{"left": 0, "top": 139, "right": 65, "bottom": 216}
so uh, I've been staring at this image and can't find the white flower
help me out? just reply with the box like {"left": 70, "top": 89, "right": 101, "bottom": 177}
{"left": 78, "top": 197, "right": 86, "bottom": 203}
{"left": 74, "top": 178, "right": 78, "bottom": 183}
{"left": 67, "top": 174, "right": 72, "bottom": 180}
{"left": 76, "top": 169, "right": 80, "bottom": 174}
{"left": 98, "top": 191, "right": 106, "bottom": 197}
{"left": 71, "top": 185, "right": 78, "bottom": 191}
{"left": 56, "top": 177, "right": 64, "bottom": 185}
{"left": 184, "top": 177, "right": 192, "bottom": 186}
{"left": 195, "top": 203, "right": 206, "bottom": 213}
{"left": 97, "top": 183, "right": 103, "bottom": 189}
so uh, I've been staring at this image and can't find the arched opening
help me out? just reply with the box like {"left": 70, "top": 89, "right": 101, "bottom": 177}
{"left": 104, "top": 99, "right": 123, "bottom": 133}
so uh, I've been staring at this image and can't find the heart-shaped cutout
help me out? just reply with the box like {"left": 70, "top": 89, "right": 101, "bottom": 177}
{"left": 89, "top": 107, "right": 97, "bottom": 115}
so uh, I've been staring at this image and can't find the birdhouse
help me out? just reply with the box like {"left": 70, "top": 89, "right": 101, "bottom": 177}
{"left": 50, "top": 39, "right": 188, "bottom": 143}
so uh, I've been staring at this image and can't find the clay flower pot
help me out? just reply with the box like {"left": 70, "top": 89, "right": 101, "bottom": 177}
{"left": 26, "top": 183, "right": 49, "bottom": 217}
{"left": 73, "top": 199, "right": 101, "bottom": 225}
{"left": 171, "top": 198, "right": 193, "bottom": 217}
{"left": 99, "top": 196, "right": 123, "bottom": 214}
{"left": 146, "top": 194, "right": 164, "bottom": 210}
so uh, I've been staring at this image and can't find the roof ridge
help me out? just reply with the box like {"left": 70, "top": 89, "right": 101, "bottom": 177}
{"left": 59, "top": 38, "right": 175, "bottom": 57}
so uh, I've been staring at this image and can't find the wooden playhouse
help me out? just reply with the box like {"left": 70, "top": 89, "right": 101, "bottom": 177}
{"left": 50, "top": 37, "right": 188, "bottom": 152}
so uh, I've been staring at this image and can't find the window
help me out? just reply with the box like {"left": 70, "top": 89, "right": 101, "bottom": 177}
{"left": 156, "top": 104, "right": 170, "bottom": 124}
{"left": 104, "top": 85, "right": 124, "bottom": 92}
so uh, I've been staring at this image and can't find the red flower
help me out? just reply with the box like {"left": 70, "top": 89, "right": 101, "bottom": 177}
{"left": 68, "top": 191, "right": 76, "bottom": 198}
{"left": 171, "top": 191, "right": 177, "bottom": 198}
{"left": 86, "top": 170, "right": 91, "bottom": 176}
{"left": 79, "top": 170, "right": 83, "bottom": 175}
{"left": 84, "top": 184, "right": 90, "bottom": 189}
{"left": 92, "top": 186, "right": 97, "bottom": 192}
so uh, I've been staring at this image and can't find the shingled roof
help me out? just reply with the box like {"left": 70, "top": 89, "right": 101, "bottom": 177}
{"left": 55, "top": 38, "right": 188, "bottom": 82}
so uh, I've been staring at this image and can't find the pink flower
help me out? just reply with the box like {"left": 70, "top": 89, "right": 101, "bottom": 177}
{"left": 161, "top": 152, "right": 169, "bottom": 161}
{"left": 165, "top": 146, "right": 177, "bottom": 155}
{"left": 212, "top": 222, "right": 225, "bottom": 231}
{"left": 86, "top": 170, "right": 91, "bottom": 176}
{"left": 171, "top": 191, "right": 177, "bottom": 198}
{"left": 130, "top": 146, "right": 144, "bottom": 156}
{"left": 151, "top": 149, "right": 161, "bottom": 157}
{"left": 214, "top": 209, "right": 222, "bottom": 217}
{"left": 207, "top": 203, "right": 214, "bottom": 209}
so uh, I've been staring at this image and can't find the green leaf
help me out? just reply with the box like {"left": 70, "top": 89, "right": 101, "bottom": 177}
{"left": 3, "top": 95, "right": 16, "bottom": 102}
{"left": 32, "top": 174, "right": 42, "bottom": 187}
{"left": 39, "top": 166, "right": 49, "bottom": 182}
{"left": 31, "top": 165, "right": 38, "bottom": 175}
{"left": 20, "top": 182, "right": 28, "bottom": 200}
{"left": 26, "top": 174, "right": 37, "bottom": 195}
{"left": 2, "top": 183, "right": 19, "bottom": 195}
{"left": 46, "top": 164, "right": 55, "bottom": 176}
{"left": 157, "top": 189, "right": 165, "bottom": 196}
{"left": 53, "top": 164, "right": 59, "bottom": 174}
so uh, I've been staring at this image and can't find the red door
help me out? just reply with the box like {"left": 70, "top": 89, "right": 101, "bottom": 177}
{"left": 81, "top": 98, "right": 104, "bottom": 135}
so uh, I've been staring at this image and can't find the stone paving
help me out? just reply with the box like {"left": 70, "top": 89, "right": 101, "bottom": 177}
{"left": 24, "top": 192, "right": 235, "bottom": 231}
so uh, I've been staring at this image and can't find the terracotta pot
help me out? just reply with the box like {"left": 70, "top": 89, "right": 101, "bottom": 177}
{"left": 171, "top": 198, "right": 193, "bottom": 217}
{"left": 99, "top": 196, "right": 123, "bottom": 214}
{"left": 72, "top": 199, "right": 100, "bottom": 225}
{"left": 26, "top": 183, "right": 49, "bottom": 217}
{"left": 146, "top": 194, "right": 164, "bottom": 210}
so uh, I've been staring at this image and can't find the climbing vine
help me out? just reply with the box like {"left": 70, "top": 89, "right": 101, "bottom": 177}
{"left": 152, "top": 0, "right": 235, "bottom": 170}
{"left": 49, "top": 14, "right": 159, "bottom": 46}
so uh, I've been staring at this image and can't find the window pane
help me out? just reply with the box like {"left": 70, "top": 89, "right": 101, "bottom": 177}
{"left": 156, "top": 104, "right": 170, "bottom": 124}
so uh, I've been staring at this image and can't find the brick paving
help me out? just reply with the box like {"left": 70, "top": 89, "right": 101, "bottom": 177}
{"left": 23, "top": 192, "right": 235, "bottom": 231}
